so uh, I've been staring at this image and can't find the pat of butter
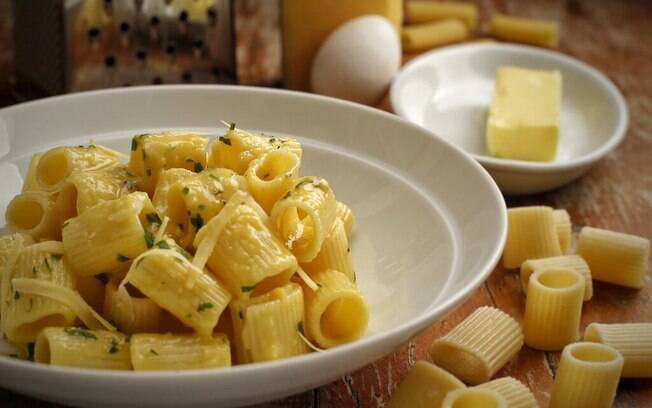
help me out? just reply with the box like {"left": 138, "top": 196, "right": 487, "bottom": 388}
{"left": 486, "top": 66, "right": 561, "bottom": 161}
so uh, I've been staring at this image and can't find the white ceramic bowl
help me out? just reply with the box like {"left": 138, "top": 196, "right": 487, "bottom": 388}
{"left": 390, "top": 43, "right": 628, "bottom": 195}
{"left": 0, "top": 86, "right": 506, "bottom": 407}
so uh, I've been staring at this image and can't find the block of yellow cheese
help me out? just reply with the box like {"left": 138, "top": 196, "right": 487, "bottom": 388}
{"left": 486, "top": 66, "right": 561, "bottom": 161}
{"left": 282, "top": 0, "right": 403, "bottom": 91}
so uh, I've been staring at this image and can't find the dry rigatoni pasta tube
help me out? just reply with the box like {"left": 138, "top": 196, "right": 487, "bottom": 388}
{"left": 270, "top": 176, "right": 337, "bottom": 263}
{"left": 523, "top": 268, "right": 584, "bottom": 350}
{"left": 430, "top": 306, "right": 523, "bottom": 385}
{"left": 520, "top": 255, "right": 592, "bottom": 301}
{"left": 35, "top": 327, "right": 131, "bottom": 370}
{"left": 405, "top": 1, "right": 478, "bottom": 28}
{"left": 302, "top": 269, "right": 368, "bottom": 349}
{"left": 476, "top": 377, "right": 537, "bottom": 408}
{"left": 245, "top": 150, "right": 301, "bottom": 213}
{"left": 230, "top": 283, "right": 308, "bottom": 364}
{"left": 5, "top": 191, "right": 61, "bottom": 241}
{"left": 207, "top": 126, "right": 302, "bottom": 174}
{"left": 302, "top": 219, "right": 354, "bottom": 282}
{"left": 402, "top": 19, "right": 468, "bottom": 52}
{"left": 335, "top": 201, "right": 354, "bottom": 237}
{"left": 62, "top": 192, "right": 153, "bottom": 277}
{"left": 36, "top": 145, "right": 120, "bottom": 191}
{"left": 584, "top": 322, "right": 652, "bottom": 378}
{"left": 553, "top": 209, "right": 571, "bottom": 254}
{"left": 103, "top": 281, "right": 161, "bottom": 334}
{"left": 22, "top": 152, "right": 43, "bottom": 192}
{"left": 442, "top": 388, "right": 508, "bottom": 408}
{"left": 503, "top": 206, "right": 562, "bottom": 269}
{"left": 489, "top": 14, "right": 559, "bottom": 48}
{"left": 576, "top": 226, "right": 650, "bottom": 289}
{"left": 549, "top": 342, "right": 623, "bottom": 408}
{"left": 386, "top": 361, "right": 466, "bottom": 408}
{"left": 130, "top": 333, "right": 230, "bottom": 371}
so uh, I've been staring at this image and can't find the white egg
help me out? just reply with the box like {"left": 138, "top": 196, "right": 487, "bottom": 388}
{"left": 310, "top": 15, "right": 401, "bottom": 106}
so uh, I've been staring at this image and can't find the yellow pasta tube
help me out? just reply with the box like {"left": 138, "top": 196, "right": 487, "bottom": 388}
{"left": 385, "top": 361, "right": 466, "bottom": 408}
{"left": 401, "top": 19, "right": 468, "bottom": 52}
{"left": 22, "top": 153, "right": 43, "bottom": 192}
{"left": 0, "top": 233, "right": 34, "bottom": 331}
{"left": 490, "top": 14, "right": 559, "bottom": 49}
{"left": 302, "top": 269, "right": 368, "bottom": 349}
{"left": 549, "top": 342, "right": 623, "bottom": 408}
{"left": 34, "top": 327, "right": 131, "bottom": 370}
{"left": 520, "top": 255, "right": 592, "bottom": 301}
{"left": 62, "top": 192, "right": 154, "bottom": 277}
{"left": 503, "top": 206, "right": 562, "bottom": 269}
{"left": 245, "top": 149, "right": 301, "bottom": 213}
{"left": 130, "top": 333, "right": 231, "bottom": 371}
{"left": 476, "top": 377, "right": 537, "bottom": 408}
{"left": 553, "top": 209, "right": 571, "bottom": 254}
{"left": 270, "top": 177, "right": 337, "bottom": 263}
{"left": 126, "top": 249, "right": 231, "bottom": 336}
{"left": 128, "top": 132, "right": 208, "bottom": 194}
{"left": 36, "top": 145, "right": 120, "bottom": 191}
{"left": 430, "top": 306, "right": 523, "bottom": 385}
{"left": 576, "top": 226, "right": 650, "bottom": 289}
{"left": 207, "top": 126, "right": 302, "bottom": 174}
{"left": 523, "top": 268, "right": 584, "bottom": 350}
{"left": 103, "top": 281, "right": 161, "bottom": 334}
{"left": 302, "top": 219, "right": 354, "bottom": 282}
{"left": 5, "top": 191, "right": 61, "bottom": 241}
{"left": 584, "top": 322, "right": 652, "bottom": 378}
{"left": 230, "top": 283, "right": 308, "bottom": 364}
{"left": 335, "top": 201, "right": 354, "bottom": 237}
{"left": 442, "top": 388, "right": 507, "bottom": 408}
{"left": 405, "top": 1, "right": 478, "bottom": 28}
{"left": 2, "top": 241, "right": 77, "bottom": 344}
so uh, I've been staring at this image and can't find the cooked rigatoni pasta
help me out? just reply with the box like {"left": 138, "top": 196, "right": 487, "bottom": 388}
{"left": 130, "top": 333, "right": 231, "bottom": 371}
{"left": 401, "top": 19, "right": 468, "bottom": 52}
{"left": 245, "top": 149, "right": 301, "bottom": 213}
{"left": 386, "top": 361, "right": 466, "bottom": 408}
{"left": 335, "top": 201, "right": 354, "bottom": 238}
{"left": 476, "top": 377, "right": 537, "bottom": 408}
{"left": 62, "top": 192, "right": 154, "bottom": 276}
{"left": 584, "top": 322, "right": 652, "bottom": 378}
{"left": 549, "top": 342, "right": 623, "bottom": 408}
{"left": 0, "top": 233, "right": 34, "bottom": 328}
{"left": 36, "top": 144, "right": 120, "bottom": 191}
{"left": 5, "top": 191, "right": 61, "bottom": 241}
{"left": 442, "top": 388, "right": 508, "bottom": 408}
{"left": 270, "top": 176, "right": 337, "bottom": 263}
{"left": 230, "top": 283, "right": 308, "bottom": 364}
{"left": 302, "top": 269, "right": 368, "bottom": 349}
{"left": 503, "top": 206, "right": 562, "bottom": 268}
{"left": 520, "top": 255, "right": 592, "bottom": 301}
{"left": 21, "top": 153, "right": 43, "bottom": 192}
{"left": 207, "top": 126, "right": 302, "bottom": 174}
{"left": 405, "top": 1, "right": 478, "bottom": 28}
{"left": 553, "top": 209, "right": 571, "bottom": 254}
{"left": 430, "top": 306, "right": 523, "bottom": 385}
{"left": 489, "top": 14, "right": 559, "bottom": 49}
{"left": 302, "top": 219, "right": 354, "bottom": 282}
{"left": 523, "top": 268, "right": 584, "bottom": 350}
{"left": 576, "top": 226, "right": 650, "bottom": 289}
{"left": 128, "top": 132, "right": 208, "bottom": 194}
{"left": 103, "top": 281, "right": 161, "bottom": 334}
{"left": 35, "top": 327, "right": 131, "bottom": 370}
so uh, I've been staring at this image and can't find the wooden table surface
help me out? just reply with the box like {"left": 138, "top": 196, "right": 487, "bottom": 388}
{"left": 1, "top": 0, "right": 650, "bottom": 407}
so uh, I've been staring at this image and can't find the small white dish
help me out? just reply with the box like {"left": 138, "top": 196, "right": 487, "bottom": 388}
{"left": 390, "top": 43, "right": 628, "bottom": 195}
{"left": 0, "top": 85, "right": 506, "bottom": 407}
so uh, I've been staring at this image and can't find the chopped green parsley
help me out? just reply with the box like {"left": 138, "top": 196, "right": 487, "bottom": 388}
{"left": 197, "top": 302, "right": 214, "bottom": 312}
{"left": 64, "top": 327, "right": 97, "bottom": 340}
{"left": 117, "top": 254, "right": 130, "bottom": 262}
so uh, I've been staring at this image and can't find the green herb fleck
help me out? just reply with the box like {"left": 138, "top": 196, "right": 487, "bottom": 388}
{"left": 241, "top": 284, "right": 257, "bottom": 293}
{"left": 194, "top": 162, "right": 204, "bottom": 173}
{"left": 282, "top": 191, "right": 291, "bottom": 200}
{"left": 131, "top": 137, "right": 138, "bottom": 151}
{"left": 229, "top": 122, "right": 236, "bottom": 130}
{"left": 197, "top": 302, "right": 214, "bottom": 312}
{"left": 95, "top": 273, "right": 109, "bottom": 285}
{"left": 208, "top": 173, "right": 220, "bottom": 180}
{"left": 268, "top": 137, "right": 276, "bottom": 144}
{"left": 109, "top": 338, "right": 120, "bottom": 354}
{"left": 190, "top": 213, "right": 204, "bottom": 230}
{"left": 347, "top": 247, "right": 351, "bottom": 253}
{"left": 144, "top": 230, "right": 155, "bottom": 249}
{"left": 117, "top": 254, "right": 130, "bottom": 262}
{"left": 182, "top": 186, "right": 189, "bottom": 195}
{"left": 238, "top": 311, "right": 245, "bottom": 320}
{"left": 176, "top": 247, "right": 193, "bottom": 261}
{"left": 218, "top": 136, "right": 232, "bottom": 146}
{"left": 295, "top": 178, "right": 313, "bottom": 189}
{"left": 64, "top": 327, "right": 97, "bottom": 340}
{"left": 32, "top": 266, "right": 37, "bottom": 274}
{"left": 51, "top": 253, "right": 63, "bottom": 260}
{"left": 297, "top": 321, "right": 304, "bottom": 335}
{"left": 44, "top": 257, "right": 51, "bottom": 271}
{"left": 198, "top": 204, "right": 205, "bottom": 210}
{"left": 146, "top": 212, "right": 162, "bottom": 225}
{"left": 126, "top": 334, "right": 132, "bottom": 343}
{"left": 149, "top": 349, "right": 159, "bottom": 356}
{"left": 155, "top": 240, "right": 170, "bottom": 249}
{"left": 14, "top": 291, "right": 19, "bottom": 300}
{"left": 185, "top": 158, "right": 194, "bottom": 163}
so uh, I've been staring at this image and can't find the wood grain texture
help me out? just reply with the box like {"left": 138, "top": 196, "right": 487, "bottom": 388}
{"left": 0, "top": 0, "right": 650, "bottom": 406}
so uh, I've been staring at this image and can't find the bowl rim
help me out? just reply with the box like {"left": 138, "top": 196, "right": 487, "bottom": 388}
{"left": 390, "top": 42, "right": 629, "bottom": 174}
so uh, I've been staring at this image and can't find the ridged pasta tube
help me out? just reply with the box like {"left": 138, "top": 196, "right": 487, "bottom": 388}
{"left": 35, "top": 327, "right": 131, "bottom": 370}
{"left": 584, "top": 322, "right": 652, "bottom": 378}
{"left": 245, "top": 149, "right": 301, "bottom": 213}
{"left": 405, "top": 1, "right": 478, "bottom": 28}
{"left": 401, "top": 19, "right": 468, "bottom": 52}
{"left": 386, "top": 361, "right": 466, "bottom": 408}
{"left": 489, "top": 14, "right": 559, "bottom": 49}
{"left": 523, "top": 268, "right": 584, "bottom": 350}
{"left": 549, "top": 342, "right": 623, "bottom": 408}
{"left": 576, "top": 226, "right": 650, "bottom": 289}
{"left": 335, "top": 201, "right": 354, "bottom": 237}
{"left": 36, "top": 145, "right": 120, "bottom": 191}
{"left": 520, "top": 255, "right": 592, "bottom": 301}
{"left": 503, "top": 206, "right": 562, "bottom": 269}
{"left": 302, "top": 219, "right": 354, "bottom": 282}
{"left": 103, "top": 281, "right": 161, "bottom": 334}
{"left": 302, "top": 269, "right": 368, "bottom": 349}
{"left": 430, "top": 306, "right": 523, "bottom": 385}
{"left": 270, "top": 177, "right": 337, "bottom": 263}
{"left": 476, "top": 377, "right": 537, "bottom": 408}
{"left": 0, "top": 234, "right": 34, "bottom": 333}
{"left": 21, "top": 153, "right": 43, "bottom": 192}
{"left": 130, "top": 333, "right": 231, "bottom": 371}
{"left": 5, "top": 191, "right": 61, "bottom": 241}
{"left": 230, "top": 283, "right": 308, "bottom": 364}
{"left": 442, "top": 388, "right": 508, "bottom": 408}
{"left": 553, "top": 209, "right": 571, "bottom": 254}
